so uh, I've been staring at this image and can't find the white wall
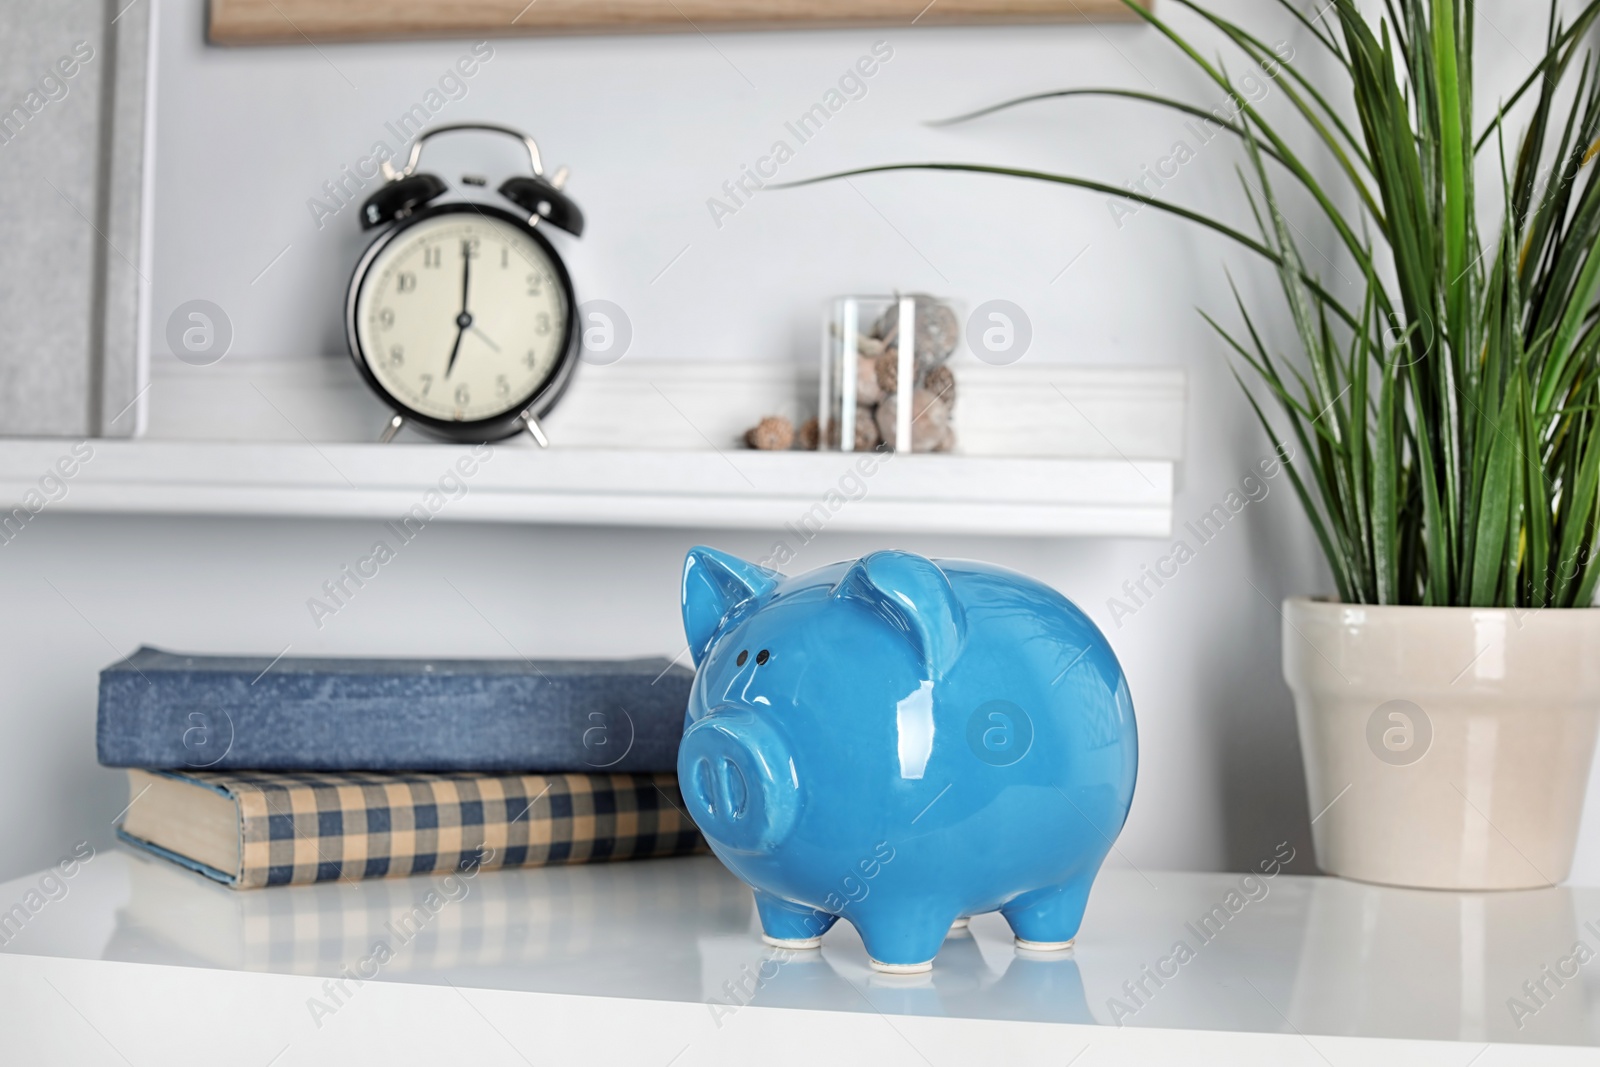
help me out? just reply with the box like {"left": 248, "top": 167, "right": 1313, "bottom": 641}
{"left": 5, "top": 0, "right": 1597, "bottom": 887}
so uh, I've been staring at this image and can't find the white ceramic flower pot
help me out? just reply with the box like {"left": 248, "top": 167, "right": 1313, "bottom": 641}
{"left": 1283, "top": 598, "right": 1600, "bottom": 890}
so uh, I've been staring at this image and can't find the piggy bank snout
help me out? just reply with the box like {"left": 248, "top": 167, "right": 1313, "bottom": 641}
{"left": 679, "top": 710, "right": 799, "bottom": 855}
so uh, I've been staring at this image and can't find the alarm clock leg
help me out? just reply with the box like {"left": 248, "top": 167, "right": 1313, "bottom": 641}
{"left": 378, "top": 414, "right": 404, "bottom": 444}
{"left": 519, "top": 408, "right": 550, "bottom": 448}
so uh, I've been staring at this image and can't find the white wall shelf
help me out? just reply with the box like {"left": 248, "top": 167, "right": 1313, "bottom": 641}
{"left": 2, "top": 851, "right": 1594, "bottom": 1063}
{"left": 0, "top": 358, "right": 1183, "bottom": 537}
{"left": 0, "top": 440, "right": 1173, "bottom": 537}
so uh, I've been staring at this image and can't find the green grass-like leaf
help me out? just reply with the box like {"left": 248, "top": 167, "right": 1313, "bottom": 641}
{"left": 783, "top": 0, "right": 1600, "bottom": 608}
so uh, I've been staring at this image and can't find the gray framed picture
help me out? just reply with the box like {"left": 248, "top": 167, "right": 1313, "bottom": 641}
{"left": 0, "top": 0, "right": 150, "bottom": 438}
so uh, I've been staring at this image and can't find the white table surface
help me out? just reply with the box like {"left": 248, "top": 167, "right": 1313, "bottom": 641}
{"left": 3, "top": 847, "right": 1598, "bottom": 1065}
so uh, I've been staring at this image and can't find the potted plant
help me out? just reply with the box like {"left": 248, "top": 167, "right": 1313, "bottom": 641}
{"left": 794, "top": 0, "right": 1600, "bottom": 889}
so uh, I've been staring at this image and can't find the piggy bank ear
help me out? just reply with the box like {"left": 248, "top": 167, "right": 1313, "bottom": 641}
{"left": 682, "top": 547, "right": 781, "bottom": 666}
{"left": 832, "top": 551, "right": 966, "bottom": 680}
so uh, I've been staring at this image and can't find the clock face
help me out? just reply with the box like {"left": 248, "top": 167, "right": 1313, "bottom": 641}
{"left": 352, "top": 208, "right": 572, "bottom": 427}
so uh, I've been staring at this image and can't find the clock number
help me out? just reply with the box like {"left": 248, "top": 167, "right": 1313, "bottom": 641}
{"left": 387, "top": 344, "right": 404, "bottom": 367}
{"left": 526, "top": 273, "right": 543, "bottom": 296}
{"left": 397, "top": 272, "right": 417, "bottom": 293}
{"left": 462, "top": 237, "right": 480, "bottom": 259}
{"left": 378, "top": 308, "right": 395, "bottom": 329}
{"left": 500, "top": 247, "right": 509, "bottom": 269}
{"left": 454, "top": 384, "right": 470, "bottom": 405}
{"left": 423, "top": 247, "right": 442, "bottom": 269}
{"left": 495, "top": 375, "right": 510, "bottom": 398}
{"left": 523, "top": 350, "right": 538, "bottom": 369}
{"left": 535, "top": 312, "right": 551, "bottom": 336}
{"left": 419, "top": 374, "right": 433, "bottom": 397}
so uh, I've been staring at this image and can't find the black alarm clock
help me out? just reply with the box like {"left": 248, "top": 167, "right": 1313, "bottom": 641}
{"left": 346, "top": 123, "right": 585, "bottom": 446}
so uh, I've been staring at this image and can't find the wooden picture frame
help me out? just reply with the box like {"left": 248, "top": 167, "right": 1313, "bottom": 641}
{"left": 209, "top": 0, "right": 1151, "bottom": 45}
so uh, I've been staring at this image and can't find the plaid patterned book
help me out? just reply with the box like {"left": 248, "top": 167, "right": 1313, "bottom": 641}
{"left": 115, "top": 768, "right": 706, "bottom": 889}
{"left": 109, "top": 835, "right": 749, "bottom": 973}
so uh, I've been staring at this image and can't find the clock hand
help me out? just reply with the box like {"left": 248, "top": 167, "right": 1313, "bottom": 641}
{"left": 446, "top": 324, "right": 466, "bottom": 378}
{"left": 469, "top": 324, "right": 500, "bottom": 353}
{"left": 446, "top": 240, "right": 472, "bottom": 378}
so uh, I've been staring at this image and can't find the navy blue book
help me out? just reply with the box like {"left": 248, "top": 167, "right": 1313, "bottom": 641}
{"left": 98, "top": 647, "right": 693, "bottom": 773}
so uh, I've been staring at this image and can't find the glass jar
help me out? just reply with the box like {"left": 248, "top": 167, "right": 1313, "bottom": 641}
{"left": 818, "top": 294, "right": 960, "bottom": 453}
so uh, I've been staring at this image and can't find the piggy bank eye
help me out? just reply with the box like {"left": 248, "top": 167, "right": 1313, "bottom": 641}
{"left": 736, "top": 650, "right": 749, "bottom": 666}
{"left": 756, "top": 649, "right": 770, "bottom": 665}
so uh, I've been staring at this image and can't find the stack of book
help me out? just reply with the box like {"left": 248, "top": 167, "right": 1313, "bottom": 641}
{"left": 99, "top": 648, "right": 704, "bottom": 889}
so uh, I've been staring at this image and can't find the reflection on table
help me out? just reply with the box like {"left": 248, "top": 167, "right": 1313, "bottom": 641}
{"left": 4, "top": 848, "right": 1599, "bottom": 1045}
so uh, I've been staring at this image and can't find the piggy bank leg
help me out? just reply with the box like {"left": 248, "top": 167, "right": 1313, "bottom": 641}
{"left": 1001, "top": 871, "right": 1096, "bottom": 951}
{"left": 853, "top": 902, "right": 962, "bottom": 974}
{"left": 754, "top": 889, "right": 837, "bottom": 949}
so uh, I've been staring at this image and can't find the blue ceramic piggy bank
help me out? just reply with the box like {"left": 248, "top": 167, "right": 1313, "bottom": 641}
{"left": 678, "top": 547, "right": 1137, "bottom": 973}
